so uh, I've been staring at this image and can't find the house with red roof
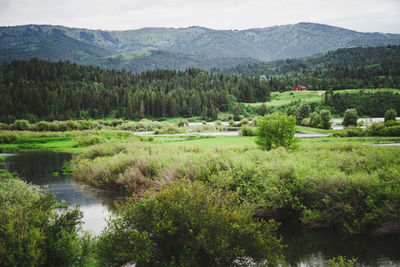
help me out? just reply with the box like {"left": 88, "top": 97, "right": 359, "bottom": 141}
{"left": 291, "top": 85, "right": 308, "bottom": 91}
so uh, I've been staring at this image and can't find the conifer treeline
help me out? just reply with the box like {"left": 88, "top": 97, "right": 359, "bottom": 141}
{"left": 0, "top": 58, "right": 270, "bottom": 122}
{"left": 222, "top": 45, "right": 400, "bottom": 91}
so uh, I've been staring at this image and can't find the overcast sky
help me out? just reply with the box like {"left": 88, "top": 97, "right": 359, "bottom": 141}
{"left": 0, "top": 0, "right": 399, "bottom": 33}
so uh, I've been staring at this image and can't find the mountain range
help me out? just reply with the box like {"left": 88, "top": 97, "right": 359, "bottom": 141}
{"left": 1, "top": 22, "right": 400, "bottom": 72}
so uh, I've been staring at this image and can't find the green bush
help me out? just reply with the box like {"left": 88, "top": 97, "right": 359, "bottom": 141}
{"left": 0, "top": 131, "right": 18, "bottom": 144}
{"left": 381, "top": 125, "right": 400, "bottom": 136}
{"left": 74, "top": 135, "right": 103, "bottom": 147}
{"left": 255, "top": 113, "right": 297, "bottom": 150}
{"left": 0, "top": 123, "right": 8, "bottom": 130}
{"left": 319, "top": 109, "right": 332, "bottom": 129}
{"left": 295, "top": 104, "right": 310, "bottom": 125}
{"left": 333, "top": 126, "right": 366, "bottom": 137}
{"left": 309, "top": 112, "right": 321, "bottom": 127}
{"left": 35, "top": 121, "right": 51, "bottom": 131}
{"left": 240, "top": 125, "right": 255, "bottom": 136}
{"left": 384, "top": 108, "right": 397, "bottom": 122}
{"left": 301, "top": 117, "right": 311, "bottom": 126}
{"left": 177, "top": 119, "right": 189, "bottom": 127}
{"left": 97, "top": 181, "right": 284, "bottom": 266}
{"left": 11, "top": 120, "right": 31, "bottom": 131}
{"left": 0, "top": 173, "right": 94, "bottom": 266}
{"left": 328, "top": 256, "right": 358, "bottom": 267}
{"left": 154, "top": 125, "right": 185, "bottom": 135}
{"left": 343, "top": 109, "right": 359, "bottom": 127}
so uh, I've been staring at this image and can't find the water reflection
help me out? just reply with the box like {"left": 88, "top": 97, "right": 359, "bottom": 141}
{"left": 2, "top": 151, "right": 400, "bottom": 265}
{"left": 282, "top": 228, "right": 400, "bottom": 266}
{"left": 1, "top": 151, "right": 112, "bottom": 235}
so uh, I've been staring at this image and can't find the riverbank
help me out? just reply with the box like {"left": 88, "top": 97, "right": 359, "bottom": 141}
{"left": 70, "top": 137, "right": 400, "bottom": 235}
{"left": 2, "top": 130, "right": 400, "bottom": 265}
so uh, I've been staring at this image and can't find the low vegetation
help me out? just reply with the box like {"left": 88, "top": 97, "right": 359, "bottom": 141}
{"left": 0, "top": 170, "right": 94, "bottom": 266}
{"left": 71, "top": 138, "right": 400, "bottom": 235}
{"left": 97, "top": 181, "right": 284, "bottom": 266}
{"left": 255, "top": 113, "right": 297, "bottom": 150}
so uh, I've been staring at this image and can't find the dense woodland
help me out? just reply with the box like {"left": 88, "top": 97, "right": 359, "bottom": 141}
{"left": 0, "top": 59, "right": 270, "bottom": 122}
{"left": 221, "top": 45, "right": 400, "bottom": 91}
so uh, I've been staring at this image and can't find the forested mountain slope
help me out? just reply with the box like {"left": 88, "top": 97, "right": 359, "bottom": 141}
{"left": 222, "top": 45, "right": 400, "bottom": 91}
{"left": 1, "top": 23, "right": 400, "bottom": 72}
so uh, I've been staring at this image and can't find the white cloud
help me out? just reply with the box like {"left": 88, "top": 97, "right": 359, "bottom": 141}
{"left": 0, "top": 0, "right": 399, "bottom": 33}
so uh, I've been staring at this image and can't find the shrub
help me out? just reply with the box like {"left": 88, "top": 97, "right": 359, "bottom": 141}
{"left": 333, "top": 126, "right": 366, "bottom": 137}
{"left": 343, "top": 109, "right": 359, "bottom": 127}
{"left": 154, "top": 125, "right": 185, "bottom": 135}
{"left": 295, "top": 104, "right": 310, "bottom": 125}
{"left": 11, "top": 120, "right": 31, "bottom": 131}
{"left": 0, "top": 123, "right": 8, "bottom": 130}
{"left": 177, "top": 119, "right": 189, "bottom": 127}
{"left": 255, "top": 113, "right": 297, "bottom": 150}
{"left": 96, "top": 181, "right": 284, "bottom": 267}
{"left": 384, "top": 108, "right": 397, "bottom": 122}
{"left": 0, "top": 131, "right": 18, "bottom": 144}
{"left": 240, "top": 125, "right": 255, "bottom": 136}
{"left": 319, "top": 109, "right": 332, "bottom": 129}
{"left": 381, "top": 125, "right": 400, "bottom": 136}
{"left": 0, "top": 173, "right": 94, "bottom": 266}
{"left": 35, "top": 121, "right": 51, "bottom": 131}
{"left": 309, "top": 112, "right": 321, "bottom": 127}
{"left": 328, "top": 256, "right": 358, "bottom": 267}
{"left": 75, "top": 135, "right": 103, "bottom": 147}
{"left": 301, "top": 117, "right": 311, "bottom": 126}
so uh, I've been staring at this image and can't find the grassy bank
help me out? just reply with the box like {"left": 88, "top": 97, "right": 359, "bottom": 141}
{"left": 0, "top": 130, "right": 135, "bottom": 153}
{"left": 71, "top": 138, "right": 400, "bottom": 235}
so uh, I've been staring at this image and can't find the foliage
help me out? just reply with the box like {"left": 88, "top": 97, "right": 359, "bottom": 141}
{"left": 343, "top": 109, "right": 359, "bottom": 127}
{"left": 154, "top": 125, "right": 186, "bottom": 135}
{"left": 3, "top": 24, "right": 400, "bottom": 73}
{"left": 0, "top": 172, "right": 94, "bottom": 266}
{"left": 328, "top": 256, "right": 358, "bottom": 267}
{"left": 295, "top": 104, "right": 310, "bottom": 125}
{"left": 255, "top": 113, "right": 297, "bottom": 150}
{"left": 319, "top": 109, "right": 332, "bottom": 129}
{"left": 72, "top": 139, "right": 400, "bottom": 235}
{"left": 0, "top": 59, "right": 270, "bottom": 121}
{"left": 74, "top": 135, "right": 103, "bottom": 147}
{"left": 240, "top": 126, "right": 256, "bottom": 136}
{"left": 96, "top": 181, "right": 285, "bottom": 266}
{"left": 329, "top": 90, "right": 400, "bottom": 117}
{"left": 223, "top": 45, "right": 400, "bottom": 91}
{"left": 384, "top": 108, "right": 397, "bottom": 122}
{"left": 0, "top": 131, "right": 17, "bottom": 144}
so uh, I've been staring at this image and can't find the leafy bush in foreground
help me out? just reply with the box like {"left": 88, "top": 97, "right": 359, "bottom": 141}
{"left": 0, "top": 172, "right": 94, "bottom": 267}
{"left": 97, "top": 181, "right": 284, "bottom": 267}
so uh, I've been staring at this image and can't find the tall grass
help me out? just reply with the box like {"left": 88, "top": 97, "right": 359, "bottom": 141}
{"left": 71, "top": 139, "right": 400, "bottom": 234}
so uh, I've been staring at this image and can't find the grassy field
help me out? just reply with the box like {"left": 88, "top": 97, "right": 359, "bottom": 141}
{"left": 2, "top": 128, "right": 400, "bottom": 154}
{"left": 243, "top": 91, "right": 324, "bottom": 108}
{"left": 334, "top": 88, "right": 400, "bottom": 94}
{"left": 0, "top": 130, "right": 134, "bottom": 153}
{"left": 243, "top": 88, "right": 400, "bottom": 110}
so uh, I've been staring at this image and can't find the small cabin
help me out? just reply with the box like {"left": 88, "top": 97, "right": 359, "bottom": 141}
{"left": 291, "top": 85, "right": 308, "bottom": 91}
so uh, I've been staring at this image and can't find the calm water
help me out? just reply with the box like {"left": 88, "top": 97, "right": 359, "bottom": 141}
{"left": 1, "top": 151, "right": 399, "bottom": 266}
{"left": 1, "top": 151, "right": 111, "bottom": 235}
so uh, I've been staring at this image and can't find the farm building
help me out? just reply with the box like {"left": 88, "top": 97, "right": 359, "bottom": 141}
{"left": 291, "top": 85, "right": 308, "bottom": 91}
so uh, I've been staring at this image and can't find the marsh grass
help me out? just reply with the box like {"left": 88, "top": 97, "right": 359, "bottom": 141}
{"left": 71, "top": 138, "right": 400, "bottom": 234}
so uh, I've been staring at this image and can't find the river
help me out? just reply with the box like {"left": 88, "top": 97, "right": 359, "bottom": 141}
{"left": 0, "top": 151, "right": 111, "bottom": 235}
{"left": 1, "top": 151, "right": 399, "bottom": 266}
